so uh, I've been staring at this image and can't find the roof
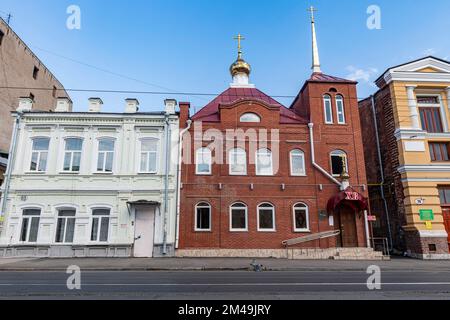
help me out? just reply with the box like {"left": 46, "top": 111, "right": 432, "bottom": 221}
{"left": 192, "top": 87, "right": 307, "bottom": 124}
{"left": 308, "top": 72, "right": 356, "bottom": 84}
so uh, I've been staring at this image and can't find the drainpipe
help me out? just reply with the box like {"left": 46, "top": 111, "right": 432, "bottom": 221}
{"left": 370, "top": 96, "right": 393, "bottom": 251}
{"left": 308, "top": 123, "right": 342, "bottom": 187}
{"left": 175, "top": 119, "right": 192, "bottom": 249}
{"left": 162, "top": 113, "right": 171, "bottom": 255}
{"left": 0, "top": 112, "right": 22, "bottom": 229}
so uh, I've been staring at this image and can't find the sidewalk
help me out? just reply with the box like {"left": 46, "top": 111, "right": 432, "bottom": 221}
{"left": 0, "top": 257, "right": 449, "bottom": 271}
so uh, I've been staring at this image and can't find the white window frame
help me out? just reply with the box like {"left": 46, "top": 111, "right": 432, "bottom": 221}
{"left": 229, "top": 148, "right": 247, "bottom": 176}
{"left": 330, "top": 150, "right": 348, "bottom": 177}
{"left": 336, "top": 95, "right": 346, "bottom": 124}
{"left": 257, "top": 203, "right": 276, "bottom": 232}
{"left": 62, "top": 137, "right": 83, "bottom": 173}
{"left": 196, "top": 147, "right": 212, "bottom": 175}
{"left": 55, "top": 209, "right": 76, "bottom": 244}
{"left": 96, "top": 138, "right": 115, "bottom": 173}
{"left": 256, "top": 148, "right": 273, "bottom": 176}
{"left": 290, "top": 149, "right": 306, "bottom": 176}
{"left": 139, "top": 138, "right": 159, "bottom": 174}
{"left": 29, "top": 137, "right": 50, "bottom": 173}
{"left": 416, "top": 93, "right": 448, "bottom": 133}
{"left": 195, "top": 202, "right": 212, "bottom": 232}
{"left": 293, "top": 203, "right": 310, "bottom": 232}
{"left": 90, "top": 208, "right": 111, "bottom": 243}
{"left": 240, "top": 113, "right": 261, "bottom": 123}
{"left": 323, "top": 94, "right": 333, "bottom": 124}
{"left": 229, "top": 202, "right": 248, "bottom": 232}
{"left": 19, "top": 209, "right": 41, "bottom": 243}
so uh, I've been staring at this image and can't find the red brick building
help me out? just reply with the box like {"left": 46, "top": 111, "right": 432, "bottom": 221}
{"left": 176, "top": 15, "right": 378, "bottom": 259}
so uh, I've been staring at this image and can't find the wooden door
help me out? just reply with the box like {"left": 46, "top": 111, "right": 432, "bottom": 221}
{"left": 339, "top": 206, "right": 358, "bottom": 247}
{"left": 443, "top": 208, "right": 450, "bottom": 251}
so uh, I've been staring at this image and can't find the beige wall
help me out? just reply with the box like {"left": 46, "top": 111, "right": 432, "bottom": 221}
{"left": 0, "top": 19, "right": 69, "bottom": 153}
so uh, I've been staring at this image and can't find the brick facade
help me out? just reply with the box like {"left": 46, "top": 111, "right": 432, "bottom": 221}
{"left": 178, "top": 75, "right": 370, "bottom": 252}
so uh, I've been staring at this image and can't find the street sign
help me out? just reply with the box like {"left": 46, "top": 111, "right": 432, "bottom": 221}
{"left": 367, "top": 215, "right": 377, "bottom": 222}
{"left": 419, "top": 209, "right": 434, "bottom": 221}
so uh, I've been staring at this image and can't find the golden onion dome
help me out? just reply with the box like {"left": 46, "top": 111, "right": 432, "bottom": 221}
{"left": 230, "top": 54, "right": 251, "bottom": 77}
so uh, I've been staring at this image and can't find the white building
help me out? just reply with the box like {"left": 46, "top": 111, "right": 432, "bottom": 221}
{"left": 0, "top": 97, "right": 180, "bottom": 257}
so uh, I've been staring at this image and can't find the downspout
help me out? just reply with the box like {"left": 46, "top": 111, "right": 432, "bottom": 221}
{"left": 370, "top": 95, "right": 393, "bottom": 251}
{"left": 162, "top": 113, "right": 171, "bottom": 255}
{"left": 175, "top": 119, "right": 192, "bottom": 249}
{"left": 0, "top": 112, "right": 22, "bottom": 229}
{"left": 308, "top": 123, "right": 342, "bottom": 187}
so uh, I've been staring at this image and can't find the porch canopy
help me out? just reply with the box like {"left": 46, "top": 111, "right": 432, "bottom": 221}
{"left": 327, "top": 187, "right": 368, "bottom": 214}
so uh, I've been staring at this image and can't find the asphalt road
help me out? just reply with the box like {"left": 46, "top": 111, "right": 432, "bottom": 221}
{"left": 0, "top": 270, "right": 449, "bottom": 300}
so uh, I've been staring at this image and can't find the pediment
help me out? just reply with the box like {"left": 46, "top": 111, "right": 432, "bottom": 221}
{"left": 391, "top": 57, "right": 450, "bottom": 73}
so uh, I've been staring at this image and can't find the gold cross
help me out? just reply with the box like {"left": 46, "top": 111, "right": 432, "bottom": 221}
{"left": 307, "top": 6, "right": 317, "bottom": 23}
{"left": 233, "top": 34, "right": 245, "bottom": 53}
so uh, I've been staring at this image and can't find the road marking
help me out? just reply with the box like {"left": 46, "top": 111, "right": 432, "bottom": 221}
{"left": 0, "top": 282, "right": 450, "bottom": 286}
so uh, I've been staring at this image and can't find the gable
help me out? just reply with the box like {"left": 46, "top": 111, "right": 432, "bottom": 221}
{"left": 391, "top": 57, "right": 450, "bottom": 73}
{"left": 416, "top": 67, "right": 443, "bottom": 73}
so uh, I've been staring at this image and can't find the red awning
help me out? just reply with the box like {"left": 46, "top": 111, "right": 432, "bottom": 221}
{"left": 327, "top": 187, "right": 368, "bottom": 214}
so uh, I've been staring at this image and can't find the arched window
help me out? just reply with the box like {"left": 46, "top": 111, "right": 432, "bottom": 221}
{"left": 290, "top": 149, "right": 306, "bottom": 176}
{"left": 240, "top": 113, "right": 261, "bottom": 123}
{"left": 97, "top": 138, "right": 115, "bottom": 173}
{"left": 195, "top": 202, "right": 211, "bottom": 231}
{"left": 323, "top": 94, "right": 333, "bottom": 124}
{"left": 140, "top": 138, "right": 158, "bottom": 173}
{"left": 30, "top": 137, "right": 50, "bottom": 172}
{"left": 230, "top": 202, "right": 248, "bottom": 231}
{"left": 256, "top": 148, "right": 273, "bottom": 176}
{"left": 20, "top": 209, "right": 41, "bottom": 243}
{"left": 257, "top": 203, "right": 275, "bottom": 231}
{"left": 293, "top": 203, "right": 309, "bottom": 232}
{"left": 229, "top": 148, "right": 247, "bottom": 175}
{"left": 335, "top": 95, "right": 346, "bottom": 124}
{"left": 196, "top": 147, "right": 212, "bottom": 175}
{"left": 91, "top": 209, "right": 111, "bottom": 242}
{"left": 63, "top": 138, "right": 83, "bottom": 172}
{"left": 330, "top": 150, "right": 348, "bottom": 176}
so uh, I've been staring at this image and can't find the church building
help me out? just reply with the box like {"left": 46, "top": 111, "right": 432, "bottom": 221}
{"left": 176, "top": 9, "right": 382, "bottom": 260}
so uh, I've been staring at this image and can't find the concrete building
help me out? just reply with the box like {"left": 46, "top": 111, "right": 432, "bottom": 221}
{"left": 0, "top": 97, "right": 180, "bottom": 257}
{"left": 359, "top": 56, "right": 450, "bottom": 259}
{"left": 0, "top": 18, "right": 69, "bottom": 179}
{"left": 176, "top": 11, "right": 382, "bottom": 260}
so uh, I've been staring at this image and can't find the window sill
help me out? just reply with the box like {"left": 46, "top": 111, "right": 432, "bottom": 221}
{"left": 290, "top": 174, "right": 307, "bottom": 177}
{"left": 194, "top": 229, "right": 212, "bottom": 233}
{"left": 294, "top": 230, "right": 311, "bottom": 233}
{"left": 24, "top": 171, "right": 46, "bottom": 175}
{"left": 138, "top": 172, "right": 158, "bottom": 175}
{"left": 93, "top": 172, "right": 114, "bottom": 175}
{"left": 59, "top": 172, "right": 80, "bottom": 175}
{"left": 257, "top": 229, "right": 277, "bottom": 233}
{"left": 196, "top": 173, "right": 212, "bottom": 176}
{"left": 229, "top": 229, "right": 248, "bottom": 233}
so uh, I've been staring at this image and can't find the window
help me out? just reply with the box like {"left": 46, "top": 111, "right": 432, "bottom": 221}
{"left": 256, "top": 148, "right": 273, "bottom": 176}
{"left": 0, "top": 30, "right": 4, "bottom": 46}
{"left": 29, "top": 93, "right": 35, "bottom": 102}
{"left": 196, "top": 147, "right": 212, "bottom": 175}
{"left": 420, "top": 108, "right": 444, "bottom": 133}
{"left": 293, "top": 203, "right": 309, "bottom": 232}
{"left": 229, "top": 148, "right": 247, "bottom": 175}
{"left": 55, "top": 209, "right": 76, "bottom": 243}
{"left": 195, "top": 202, "right": 211, "bottom": 231}
{"left": 330, "top": 150, "right": 348, "bottom": 176}
{"left": 30, "top": 138, "right": 49, "bottom": 172}
{"left": 290, "top": 149, "right": 306, "bottom": 176}
{"left": 91, "top": 209, "right": 110, "bottom": 242}
{"left": 140, "top": 139, "right": 158, "bottom": 173}
{"left": 230, "top": 203, "right": 247, "bottom": 231}
{"left": 429, "top": 142, "right": 449, "bottom": 162}
{"left": 63, "top": 138, "right": 82, "bottom": 172}
{"left": 240, "top": 113, "right": 261, "bottom": 123}
{"left": 20, "top": 209, "right": 41, "bottom": 243}
{"left": 52, "top": 86, "right": 57, "bottom": 98}
{"left": 258, "top": 203, "right": 275, "bottom": 231}
{"left": 323, "top": 94, "right": 333, "bottom": 124}
{"left": 97, "top": 138, "right": 115, "bottom": 172}
{"left": 438, "top": 187, "right": 450, "bottom": 205}
{"left": 32, "top": 66, "right": 39, "bottom": 80}
{"left": 336, "top": 95, "right": 346, "bottom": 124}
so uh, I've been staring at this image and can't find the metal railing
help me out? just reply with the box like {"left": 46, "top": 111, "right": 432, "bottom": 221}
{"left": 371, "top": 237, "right": 390, "bottom": 257}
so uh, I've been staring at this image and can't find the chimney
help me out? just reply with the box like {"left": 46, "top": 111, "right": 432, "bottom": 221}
{"left": 17, "top": 97, "right": 33, "bottom": 112}
{"left": 125, "top": 98, "right": 139, "bottom": 113}
{"left": 55, "top": 97, "right": 73, "bottom": 112}
{"left": 88, "top": 98, "right": 103, "bottom": 113}
{"left": 164, "top": 99, "right": 177, "bottom": 115}
{"left": 179, "top": 102, "right": 191, "bottom": 128}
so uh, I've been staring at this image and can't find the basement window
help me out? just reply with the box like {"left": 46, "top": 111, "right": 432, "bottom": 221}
{"left": 33, "top": 66, "right": 39, "bottom": 80}
{"left": 428, "top": 244, "right": 437, "bottom": 253}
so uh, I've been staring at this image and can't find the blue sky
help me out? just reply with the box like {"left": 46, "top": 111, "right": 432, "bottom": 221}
{"left": 2, "top": 0, "right": 450, "bottom": 113}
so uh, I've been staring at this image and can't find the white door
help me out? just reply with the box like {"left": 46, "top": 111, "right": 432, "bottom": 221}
{"left": 133, "top": 206, "right": 155, "bottom": 258}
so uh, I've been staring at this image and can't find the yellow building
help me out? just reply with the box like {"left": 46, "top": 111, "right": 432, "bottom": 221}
{"left": 359, "top": 56, "right": 450, "bottom": 259}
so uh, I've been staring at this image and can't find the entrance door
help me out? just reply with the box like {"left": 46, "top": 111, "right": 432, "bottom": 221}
{"left": 443, "top": 208, "right": 450, "bottom": 251}
{"left": 134, "top": 206, "right": 156, "bottom": 258}
{"left": 338, "top": 206, "right": 358, "bottom": 247}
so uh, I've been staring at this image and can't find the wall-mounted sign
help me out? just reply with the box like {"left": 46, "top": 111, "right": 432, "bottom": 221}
{"left": 425, "top": 221, "right": 433, "bottom": 230}
{"left": 345, "top": 192, "right": 361, "bottom": 201}
{"left": 319, "top": 210, "right": 328, "bottom": 220}
{"left": 419, "top": 209, "right": 434, "bottom": 221}
{"left": 415, "top": 198, "right": 425, "bottom": 205}
{"left": 367, "top": 215, "right": 377, "bottom": 222}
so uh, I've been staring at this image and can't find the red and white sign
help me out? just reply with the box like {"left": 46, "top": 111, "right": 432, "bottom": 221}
{"left": 345, "top": 191, "right": 361, "bottom": 201}
{"left": 367, "top": 215, "right": 377, "bottom": 222}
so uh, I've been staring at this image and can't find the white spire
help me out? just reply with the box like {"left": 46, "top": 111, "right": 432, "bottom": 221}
{"left": 309, "top": 6, "right": 322, "bottom": 73}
